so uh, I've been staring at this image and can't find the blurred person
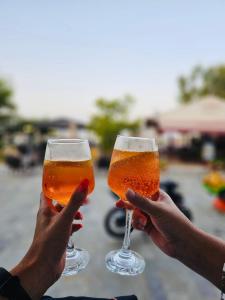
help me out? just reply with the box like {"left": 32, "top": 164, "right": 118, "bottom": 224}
{"left": 201, "top": 135, "right": 216, "bottom": 164}
{"left": 0, "top": 180, "right": 136, "bottom": 300}
{"left": 3, "top": 144, "right": 23, "bottom": 170}
{"left": 117, "top": 189, "right": 225, "bottom": 298}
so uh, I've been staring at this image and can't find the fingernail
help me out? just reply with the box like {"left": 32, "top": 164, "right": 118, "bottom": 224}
{"left": 126, "top": 188, "right": 135, "bottom": 199}
{"left": 151, "top": 191, "right": 159, "bottom": 201}
{"left": 77, "top": 224, "right": 83, "bottom": 229}
{"left": 139, "top": 218, "right": 147, "bottom": 227}
{"left": 75, "top": 211, "right": 83, "bottom": 220}
{"left": 83, "top": 197, "right": 89, "bottom": 205}
{"left": 138, "top": 225, "right": 145, "bottom": 231}
{"left": 77, "top": 179, "right": 89, "bottom": 193}
{"left": 116, "top": 200, "right": 123, "bottom": 208}
{"left": 134, "top": 223, "right": 145, "bottom": 231}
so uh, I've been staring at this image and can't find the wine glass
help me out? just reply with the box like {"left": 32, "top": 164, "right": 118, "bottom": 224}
{"left": 105, "top": 135, "right": 160, "bottom": 275}
{"left": 42, "top": 139, "right": 95, "bottom": 276}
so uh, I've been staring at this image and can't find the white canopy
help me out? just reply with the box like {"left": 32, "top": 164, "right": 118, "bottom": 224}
{"left": 157, "top": 96, "right": 225, "bottom": 134}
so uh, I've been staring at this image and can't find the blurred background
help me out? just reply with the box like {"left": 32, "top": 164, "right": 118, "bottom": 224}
{"left": 1, "top": 1, "right": 225, "bottom": 299}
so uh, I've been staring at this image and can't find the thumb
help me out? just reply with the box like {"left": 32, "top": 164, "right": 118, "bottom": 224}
{"left": 126, "top": 189, "right": 161, "bottom": 216}
{"left": 61, "top": 179, "right": 89, "bottom": 220}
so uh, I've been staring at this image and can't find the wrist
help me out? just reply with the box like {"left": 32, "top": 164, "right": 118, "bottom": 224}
{"left": 11, "top": 257, "right": 53, "bottom": 300}
{"left": 0, "top": 267, "right": 32, "bottom": 300}
{"left": 174, "top": 222, "right": 200, "bottom": 261}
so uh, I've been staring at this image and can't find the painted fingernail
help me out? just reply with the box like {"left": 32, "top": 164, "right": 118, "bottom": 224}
{"left": 139, "top": 218, "right": 147, "bottom": 227}
{"left": 134, "top": 223, "right": 145, "bottom": 231}
{"left": 151, "top": 191, "right": 159, "bottom": 201}
{"left": 139, "top": 225, "right": 145, "bottom": 231}
{"left": 116, "top": 200, "right": 124, "bottom": 208}
{"left": 83, "top": 197, "right": 89, "bottom": 205}
{"left": 75, "top": 211, "right": 83, "bottom": 220}
{"left": 77, "top": 179, "right": 89, "bottom": 193}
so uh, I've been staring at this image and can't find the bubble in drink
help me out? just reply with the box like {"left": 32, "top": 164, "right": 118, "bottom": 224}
{"left": 108, "top": 150, "right": 159, "bottom": 201}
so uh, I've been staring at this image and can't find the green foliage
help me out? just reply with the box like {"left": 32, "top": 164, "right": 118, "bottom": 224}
{"left": 0, "top": 78, "right": 16, "bottom": 125}
{"left": 178, "top": 65, "right": 225, "bottom": 103}
{"left": 88, "top": 95, "right": 140, "bottom": 154}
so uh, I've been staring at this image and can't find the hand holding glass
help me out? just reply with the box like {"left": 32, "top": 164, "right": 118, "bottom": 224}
{"left": 42, "top": 139, "right": 95, "bottom": 276}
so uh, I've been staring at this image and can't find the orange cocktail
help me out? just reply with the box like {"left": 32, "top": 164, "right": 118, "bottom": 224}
{"left": 105, "top": 136, "right": 159, "bottom": 276}
{"left": 43, "top": 160, "right": 95, "bottom": 206}
{"left": 108, "top": 149, "right": 159, "bottom": 201}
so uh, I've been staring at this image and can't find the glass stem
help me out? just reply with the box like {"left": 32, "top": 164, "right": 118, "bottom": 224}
{"left": 122, "top": 209, "right": 133, "bottom": 251}
{"left": 67, "top": 236, "right": 75, "bottom": 257}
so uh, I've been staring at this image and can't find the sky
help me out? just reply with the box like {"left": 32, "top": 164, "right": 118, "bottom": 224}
{"left": 0, "top": 0, "right": 225, "bottom": 122}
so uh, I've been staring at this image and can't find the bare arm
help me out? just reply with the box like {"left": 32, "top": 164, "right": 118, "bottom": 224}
{"left": 122, "top": 189, "right": 225, "bottom": 289}
{"left": 0, "top": 180, "right": 88, "bottom": 300}
{"left": 177, "top": 226, "right": 225, "bottom": 289}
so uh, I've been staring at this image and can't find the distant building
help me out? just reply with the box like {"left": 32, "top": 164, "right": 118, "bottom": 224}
{"left": 37, "top": 118, "right": 96, "bottom": 142}
{"left": 139, "top": 118, "right": 160, "bottom": 138}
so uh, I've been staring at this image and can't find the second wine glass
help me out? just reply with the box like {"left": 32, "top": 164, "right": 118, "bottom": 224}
{"left": 105, "top": 135, "right": 160, "bottom": 276}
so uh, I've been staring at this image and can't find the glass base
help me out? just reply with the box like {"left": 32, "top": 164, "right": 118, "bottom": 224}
{"left": 105, "top": 249, "right": 145, "bottom": 276}
{"left": 62, "top": 248, "right": 90, "bottom": 276}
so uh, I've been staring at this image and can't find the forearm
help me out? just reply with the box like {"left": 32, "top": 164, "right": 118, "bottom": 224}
{"left": 10, "top": 262, "right": 46, "bottom": 300}
{"left": 10, "top": 254, "right": 54, "bottom": 300}
{"left": 177, "top": 225, "right": 225, "bottom": 289}
{"left": 0, "top": 266, "right": 48, "bottom": 300}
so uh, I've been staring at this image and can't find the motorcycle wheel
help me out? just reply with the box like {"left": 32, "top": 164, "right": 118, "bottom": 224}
{"left": 104, "top": 207, "right": 126, "bottom": 239}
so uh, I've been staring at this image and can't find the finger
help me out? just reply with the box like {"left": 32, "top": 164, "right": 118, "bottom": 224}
{"left": 158, "top": 189, "right": 174, "bottom": 203}
{"left": 74, "top": 211, "right": 83, "bottom": 220}
{"left": 116, "top": 199, "right": 134, "bottom": 210}
{"left": 61, "top": 179, "right": 89, "bottom": 220}
{"left": 133, "top": 214, "right": 154, "bottom": 233}
{"left": 40, "top": 192, "right": 51, "bottom": 209}
{"left": 133, "top": 220, "right": 146, "bottom": 231}
{"left": 133, "top": 208, "right": 154, "bottom": 233}
{"left": 116, "top": 199, "right": 125, "bottom": 208}
{"left": 126, "top": 189, "right": 161, "bottom": 216}
{"left": 39, "top": 193, "right": 55, "bottom": 215}
{"left": 71, "top": 223, "right": 83, "bottom": 234}
{"left": 133, "top": 209, "right": 148, "bottom": 227}
{"left": 83, "top": 197, "right": 89, "bottom": 205}
{"left": 54, "top": 204, "right": 82, "bottom": 219}
{"left": 144, "top": 219, "right": 154, "bottom": 235}
{"left": 151, "top": 190, "right": 160, "bottom": 201}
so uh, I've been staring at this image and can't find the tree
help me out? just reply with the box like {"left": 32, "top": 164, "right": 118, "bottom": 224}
{"left": 0, "top": 78, "right": 16, "bottom": 126}
{"left": 88, "top": 95, "right": 140, "bottom": 154}
{"left": 178, "top": 65, "right": 225, "bottom": 103}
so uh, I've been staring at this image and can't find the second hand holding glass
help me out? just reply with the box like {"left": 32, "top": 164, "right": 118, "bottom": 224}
{"left": 105, "top": 135, "right": 160, "bottom": 276}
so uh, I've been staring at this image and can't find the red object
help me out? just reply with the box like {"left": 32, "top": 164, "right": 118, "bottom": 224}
{"left": 78, "top": 178, "right": 89, "bottom": 193}
{"left": 74, "top": 211, "right": 83, "bottom": 220}
{"left": 213, "top": 198, "right": 225, "bottom": 213}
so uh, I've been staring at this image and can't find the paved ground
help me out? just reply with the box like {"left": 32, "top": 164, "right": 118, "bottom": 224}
{"left": 0, "top": 164, "right": 224, "bottom": 300}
